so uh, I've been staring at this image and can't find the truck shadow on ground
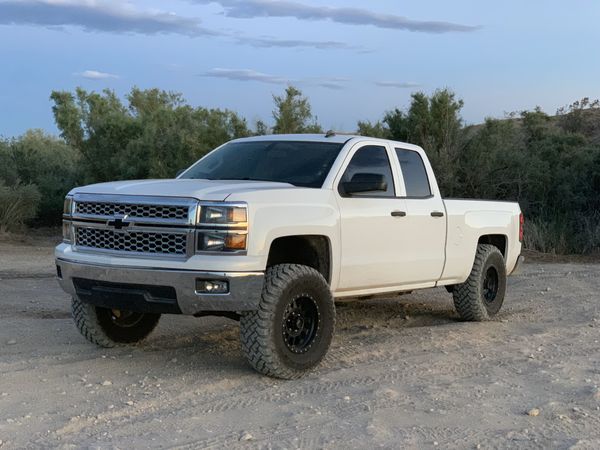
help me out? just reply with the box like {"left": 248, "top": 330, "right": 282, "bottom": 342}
{"left": 141, "top": 294, "right": 458, "bottom": 355}
{"left": 129, "top": 290, "right": 521, "bottom": 376}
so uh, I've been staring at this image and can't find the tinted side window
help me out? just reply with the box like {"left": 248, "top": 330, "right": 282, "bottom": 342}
{"left": 395, "top": 148, "right": 431, "bottom": 197}
{"left": 340, "top": 145, "right": 395, "bottom": 197}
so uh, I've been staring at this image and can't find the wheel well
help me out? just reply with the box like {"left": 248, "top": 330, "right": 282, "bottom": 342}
{"left": 266, "top": 235, "right": 331, "bottom": 284}
{"left": 478, "top": 234, "right": 507, "bottom": 257}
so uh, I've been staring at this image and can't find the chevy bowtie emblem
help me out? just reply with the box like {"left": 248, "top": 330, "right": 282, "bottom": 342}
{"left": 107, "top": 215, "right": 131, "bottom": 230}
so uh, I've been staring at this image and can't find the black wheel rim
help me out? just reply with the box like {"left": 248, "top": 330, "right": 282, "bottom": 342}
{"left": 282, "top": 295, "right": 320, "bottom": 354}
{"left": 109, "top": 309, "right": 145, "bottom": 328}
{"left": 483, "top": 267, "right": 499, "bottom": 303}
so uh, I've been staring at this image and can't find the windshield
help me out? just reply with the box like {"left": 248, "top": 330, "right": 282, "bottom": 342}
{"left": 180, "top": 140, "right": 344, "bottom": 188}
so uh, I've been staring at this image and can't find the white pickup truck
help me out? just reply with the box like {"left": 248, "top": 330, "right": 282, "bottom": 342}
{"left": 56, "top": 134, "right": 523, "bottom": 379}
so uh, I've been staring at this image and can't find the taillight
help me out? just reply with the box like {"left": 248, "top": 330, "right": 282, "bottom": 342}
{"left": 519, "top": 213, "right": 524, "bottom": 242}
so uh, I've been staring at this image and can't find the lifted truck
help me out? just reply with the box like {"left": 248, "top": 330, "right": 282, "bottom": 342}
{"left": 56, "top": 134, "right": 524, "bottom": 379}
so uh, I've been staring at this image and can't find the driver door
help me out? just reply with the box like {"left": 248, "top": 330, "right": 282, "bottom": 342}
{"left": 335, "top": 142, "right": 408, "bottom": 292}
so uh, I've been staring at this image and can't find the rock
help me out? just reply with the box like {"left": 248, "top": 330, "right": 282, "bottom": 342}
{"left": 527, "top": 408, "right": 540, "bottom": 417}
{"left": 380, "top": 388, "right": 399, "bottom": 400}
{"left": 7, "top": 340, "right": 16, "bottom": 345}
{"left": 343, "top": 396, "right": 351, "bottom": 401}
{"left": 240, "top": 432, "right": 253, "bottom": 441}
{"left": 100, "top": 380, "right": 112, "bottom": 386}
{"left": 125, "top": 401, "right": 134, "bottom": 406}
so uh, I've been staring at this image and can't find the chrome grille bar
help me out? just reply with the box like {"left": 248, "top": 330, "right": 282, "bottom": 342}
{"left": 70, "top": 194, "right": 199, "bottom": 258}
{"left": 76, "top": 202, "right": 188, "bottom": 220}
{"left": 72, "top": 193, "right": 198, "bottom": 226}
{"left": 75, "top": 227, "right": 187, "bottom": 256}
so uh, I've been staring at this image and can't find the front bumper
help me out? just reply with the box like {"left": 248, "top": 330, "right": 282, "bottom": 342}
{"left": 56, "top": 258, "right": 264, "bottom": 315}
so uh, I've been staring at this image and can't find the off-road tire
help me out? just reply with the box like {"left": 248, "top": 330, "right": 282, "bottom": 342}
{"left": 453, "top": 244, "right": 507, "bottom": 321}
{"left": 240, "top": 264, "right": 335, "bottom": 379}
{"left": 71, "top": 296, "right": 160, "bottom": 347}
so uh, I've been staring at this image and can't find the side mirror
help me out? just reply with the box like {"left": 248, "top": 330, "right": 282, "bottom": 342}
{"left": 342, "top": 173, "right": 387, "bottom": 195}
{"left": 175, "top": 169, "right": 185, "bottom": 178}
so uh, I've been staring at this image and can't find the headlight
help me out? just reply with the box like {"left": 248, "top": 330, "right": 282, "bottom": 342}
{"left": 63, "top": 195, "right": 74, "bottom": 216}
{"left": 198, "top": 204, "right": 247, "bottom": 225}
{"left": 62, "top": 220, "right": 73, "bottom": 244}
{"left": 63, "top": 196, "right": 74, "bottom": 244}
{"left": 196, "top": 203, "right": 248, "bottom": 253}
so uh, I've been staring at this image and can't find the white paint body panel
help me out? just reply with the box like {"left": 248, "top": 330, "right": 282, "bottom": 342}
{"left": 59, "top": 134, "right": 522, "bottom": 299}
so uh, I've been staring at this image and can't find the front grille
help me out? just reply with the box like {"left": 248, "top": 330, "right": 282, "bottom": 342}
{"left": 75, "top": 227, "right": 187, "bottom": 255}
{"left": 75, "top": 201, "right": 188, "bottom": 220}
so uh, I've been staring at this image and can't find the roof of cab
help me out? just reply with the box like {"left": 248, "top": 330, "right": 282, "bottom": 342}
{"left": 230, "top": 133, "right": 424, "bottom": 152}
{"left": 231, "top": 133, "right": 359, "bottom": 144}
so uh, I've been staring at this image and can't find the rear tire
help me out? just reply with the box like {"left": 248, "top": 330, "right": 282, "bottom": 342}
{"left": 240, "top": 264, "right": 335, "bottom": 379}
{"left": 71, "top": 296, "right": 160, "bottom": 347}
{"left": 452, "top": 244, "right": 506, "bottom": 321}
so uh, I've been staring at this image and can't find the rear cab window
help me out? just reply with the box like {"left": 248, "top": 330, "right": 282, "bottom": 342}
{"left": 395, "top": 148, "right": 431, "bottom": 198}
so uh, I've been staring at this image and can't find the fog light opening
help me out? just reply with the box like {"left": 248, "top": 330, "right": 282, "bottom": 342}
{"left": 196, "top": 279, "right": 229, "bottom": 294}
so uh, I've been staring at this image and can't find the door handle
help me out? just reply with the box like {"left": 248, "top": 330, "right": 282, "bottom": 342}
{"left": 430, "top": 211, "right": 444, "bottom": 217}
{"left": 391, "top": 210, "right": 406, "bottom": 217}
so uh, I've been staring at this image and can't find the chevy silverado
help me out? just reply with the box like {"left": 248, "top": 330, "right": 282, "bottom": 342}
{"left": 56, "top": 134, "right": 523, "bottom": 378}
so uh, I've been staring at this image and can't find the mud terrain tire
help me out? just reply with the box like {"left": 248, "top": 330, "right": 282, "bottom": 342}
{"left": 240, "top": 264, "right": 335, "bottom": 379}
{"left": 453, "top": 244, "right": 507, "bottom": 321}
{"left": 72, "top": 296, "right": 160, "bottom": 347}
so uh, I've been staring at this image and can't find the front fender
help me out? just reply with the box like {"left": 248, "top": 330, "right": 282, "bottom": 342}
{"left": 227, "top": 188, "right": 341, "bottom": 286}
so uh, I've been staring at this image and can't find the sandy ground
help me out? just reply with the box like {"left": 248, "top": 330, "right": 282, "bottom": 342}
{"left": 1, "top": 238, "right": 600, "bottom": 449}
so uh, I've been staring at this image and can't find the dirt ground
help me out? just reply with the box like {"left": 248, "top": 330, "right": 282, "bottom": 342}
{"left": 1, "top": 238, "right": 600, "bottom": 449}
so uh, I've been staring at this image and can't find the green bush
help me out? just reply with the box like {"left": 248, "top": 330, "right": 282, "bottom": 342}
{"left": 360, "top": 92, "right": 600, "bottom": 254}
{"left": 7, "top": 129, "right": 80, "bottom": 224}
{"left": 2, "top": 86, "right": 599, "bottom": 254}
{"left": 0, "top": 181, "right": 41, "bottom": 233}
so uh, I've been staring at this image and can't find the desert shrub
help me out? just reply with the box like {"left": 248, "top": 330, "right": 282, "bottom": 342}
{"left": 0, "top": 181, "right": 41, "bottom": 233}
{"left": 7, "top": 130, "right": 80, "bottom": 224}
{"left": 0, "top": 139, "right": 18, "bottom": 185}
{"left": 523, "top": 216, "right": 571, "bottom": 254}
{"left": 573, "top": 213, "right": 600, "bottom": 255}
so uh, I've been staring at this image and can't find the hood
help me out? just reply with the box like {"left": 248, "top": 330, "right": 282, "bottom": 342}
{"left": 70, "top": 179, "right": 296, "bottom": 202}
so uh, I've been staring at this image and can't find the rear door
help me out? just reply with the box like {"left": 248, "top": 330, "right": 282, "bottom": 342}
{"left": 392, "top": 147, "right": 446, "bottom": 284}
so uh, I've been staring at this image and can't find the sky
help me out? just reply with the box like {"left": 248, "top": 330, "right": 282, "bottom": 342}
{"left": 0, "top": 0, "right": 599, "bottom": 137}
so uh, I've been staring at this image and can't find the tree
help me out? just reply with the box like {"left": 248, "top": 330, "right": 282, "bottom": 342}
{"left": 272, "top": 86, "right": 322, "bottom": 133}
{"left": 357, "top": 120, "right": 389, "bottom": 138}
{"left": 254, "top": 119, "right": 270, "bottom": 136}
{"left": 355, "top": 88, "right": 464, "bottom": 195}
{"left": 50, "top": 87, "right": 251, "bottom": 182}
